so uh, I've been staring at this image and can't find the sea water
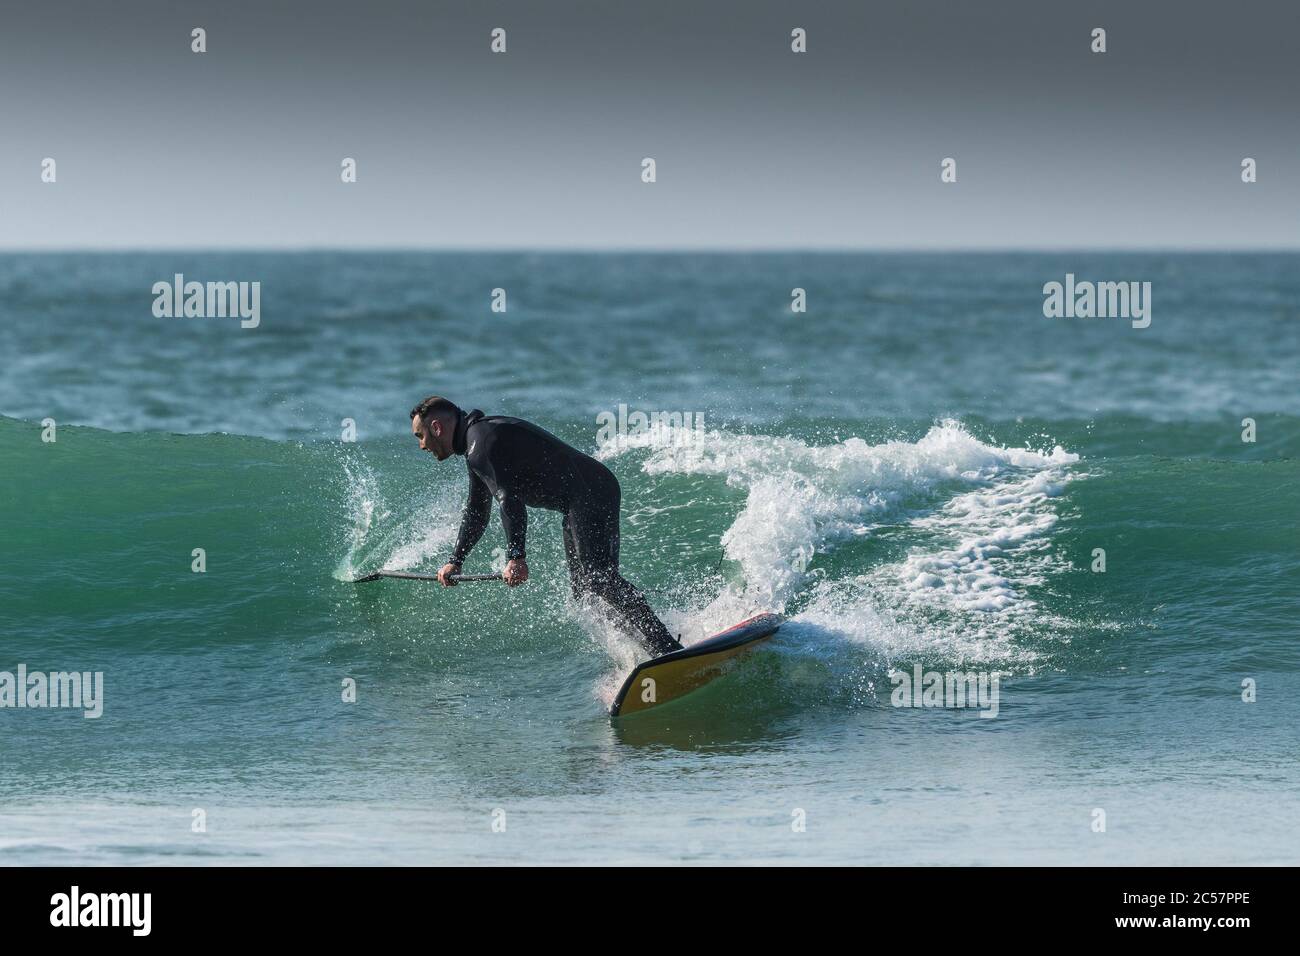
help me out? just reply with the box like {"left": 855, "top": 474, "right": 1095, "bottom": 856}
{"left": 1, "top": 252, "right": 1296, "bottom": 864}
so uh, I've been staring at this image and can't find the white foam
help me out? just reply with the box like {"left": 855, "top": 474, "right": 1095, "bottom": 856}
{"left": 382, "top": 523, "right": 459, "bottom": 572}
{"left": 334, "top": 452, "right": 457, "bottom": 579}
{"left": 603, "top": 420, "right": 1080, "bottom": 666}
{"left": 898, "top": 469, "right": 1068, "bottom": 613}
{"left": 333, "top": 456, "right": 388, "bottom": 580}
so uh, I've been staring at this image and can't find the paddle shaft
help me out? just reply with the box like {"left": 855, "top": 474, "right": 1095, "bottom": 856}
{"left": 351, "top": 570, "right": 503, "bottom": 584}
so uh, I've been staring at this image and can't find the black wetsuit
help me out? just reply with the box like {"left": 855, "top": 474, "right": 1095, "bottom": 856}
{"left": 448, "top": 409, "right": 682, "bottom": 657}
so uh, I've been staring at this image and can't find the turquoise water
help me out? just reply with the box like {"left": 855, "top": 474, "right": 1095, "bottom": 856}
{"left": 1, "top": 252, "right": 1297, "bottom": 864}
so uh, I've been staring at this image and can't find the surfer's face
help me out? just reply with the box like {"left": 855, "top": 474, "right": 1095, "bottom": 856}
{"left": 412, "top": 414, "right": 452, "bottom": 461}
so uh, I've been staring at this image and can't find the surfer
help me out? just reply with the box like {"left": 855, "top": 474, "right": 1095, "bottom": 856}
{"left": 410, "top": 396, "right": 683, "bottom": 657}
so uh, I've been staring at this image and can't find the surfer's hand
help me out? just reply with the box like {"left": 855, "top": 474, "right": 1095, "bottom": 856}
{"left": 503, "top": 558, "right": 529, "bottom": 587}
{"left": 437, "top": 562, "right": 461, "bottom": 586}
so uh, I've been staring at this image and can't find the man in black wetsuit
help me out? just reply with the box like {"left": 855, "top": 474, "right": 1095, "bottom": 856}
{"left": 410, "top": 395, "right": 683, "bottom": 657}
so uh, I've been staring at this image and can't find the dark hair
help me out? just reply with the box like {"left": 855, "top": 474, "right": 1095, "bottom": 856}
{"left": 409, "top": 395, "right": 462, "bottom": 424}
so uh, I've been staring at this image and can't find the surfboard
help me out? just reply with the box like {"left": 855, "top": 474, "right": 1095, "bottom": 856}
{"left": 609, "top": 613, "right": 783, "bottom": 717}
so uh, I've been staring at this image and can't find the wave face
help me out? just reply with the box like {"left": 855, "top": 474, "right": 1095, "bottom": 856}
{"left": 4, "top": 412, "right": 1293, "bottom": 706}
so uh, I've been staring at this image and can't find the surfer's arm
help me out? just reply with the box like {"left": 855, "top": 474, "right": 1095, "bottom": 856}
{"left": 498, "top": 491, "right": 527, "bottom": 560}
{"left": 469, "top": 435, "right": 527, "bottom": 560}
{"left": 450, "top": 469, "right": 492, "bottom": 564}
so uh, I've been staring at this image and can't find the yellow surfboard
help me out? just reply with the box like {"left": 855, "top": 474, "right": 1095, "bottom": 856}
{"left": 609, "top": 613, "right": 783, "bottom": 717}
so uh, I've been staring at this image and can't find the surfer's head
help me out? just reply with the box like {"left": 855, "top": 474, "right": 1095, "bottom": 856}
{"left": 410, "top": 395, "right": 463, "bottom": 461}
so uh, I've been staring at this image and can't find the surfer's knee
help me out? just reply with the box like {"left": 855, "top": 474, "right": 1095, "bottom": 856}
{"left": 583, "top": 569, "right": 629, "bottom": 604}
{"left": 589, "top": 570, "right": 632, "bottom": 604}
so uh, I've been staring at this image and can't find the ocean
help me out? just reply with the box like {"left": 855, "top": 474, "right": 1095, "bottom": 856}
{"left": 1, "top": 251, "right": 1296, "bottom": 864}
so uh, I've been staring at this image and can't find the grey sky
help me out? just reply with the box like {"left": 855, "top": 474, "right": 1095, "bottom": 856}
{"left": 2, "top": 0, "right": 1296, "bottom": 249}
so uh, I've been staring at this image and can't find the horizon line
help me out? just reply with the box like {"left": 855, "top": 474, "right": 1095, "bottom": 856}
{"left": 1, "top": 245, "right": 1298, "bottom": 255}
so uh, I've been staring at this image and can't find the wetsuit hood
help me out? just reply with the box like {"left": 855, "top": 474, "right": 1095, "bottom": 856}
{"left": 452, "top": 409, "right": 485, "bottom": 456}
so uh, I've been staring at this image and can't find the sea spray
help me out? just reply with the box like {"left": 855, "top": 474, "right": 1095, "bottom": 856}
{"left": 602, "top": 419, "right": 1078, "bottom": 616}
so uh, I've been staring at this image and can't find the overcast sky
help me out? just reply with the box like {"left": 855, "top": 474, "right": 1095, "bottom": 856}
{"left": 2, "top": 0, "right": 1296, "bottom": 250}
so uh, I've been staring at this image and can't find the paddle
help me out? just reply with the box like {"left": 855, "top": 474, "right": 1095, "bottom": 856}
{"left": 350, "top": 570, "right": 504, "bottom": 584}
